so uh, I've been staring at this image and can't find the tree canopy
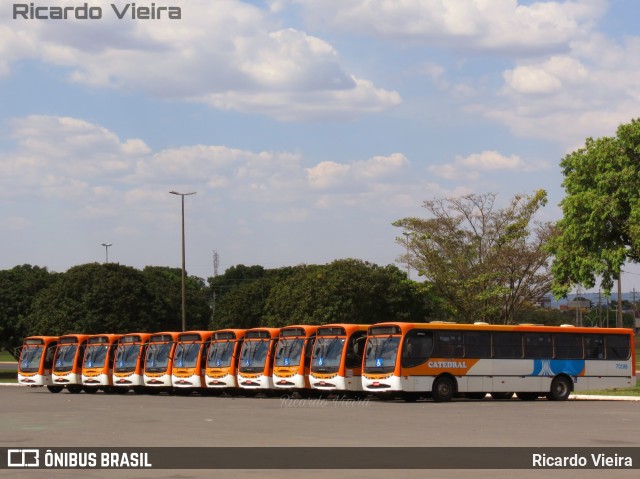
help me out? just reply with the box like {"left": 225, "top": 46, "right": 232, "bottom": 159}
{"left": 548, "top": 118, "right": 640, "bottom": 298}
{"left": 395, "top": 191, "right": 554, "bottom": 324}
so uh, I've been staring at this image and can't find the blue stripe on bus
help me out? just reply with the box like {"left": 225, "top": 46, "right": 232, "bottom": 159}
{"left": 531, "top": 359, "right": 585, "bottom": 377}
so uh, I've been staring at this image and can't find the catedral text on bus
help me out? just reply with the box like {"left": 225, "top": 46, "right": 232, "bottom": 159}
{"left": 17, "top": 322, "right": 636, "bottom": 402}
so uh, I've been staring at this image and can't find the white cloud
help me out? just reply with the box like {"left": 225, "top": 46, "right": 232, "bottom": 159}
{"left": 428, "top": 150, "right": 543, "bottom": 181}
{"left": 503, "top": 65, "right": 562, "bottom": 94}
{"left": 284, "top": 0, "right": 604, "bottom": 53}
{"left": 486, "top": 34, "right": 640, "bottom": 146}
{"left": 1, "top": 116, "right": 420, "bottom": 219}
{"left": 0, "top": 0, "right": 400, "bottom": 121}
{"left": 307, "top": 153, "right": 408, "bottom": 189}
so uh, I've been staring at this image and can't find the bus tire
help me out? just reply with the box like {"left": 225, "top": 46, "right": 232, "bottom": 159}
{"left": 47, "top": 386, "right": 63, "bottom": 393}
{"left": 515, "top": 392, "right": 539, "bottom": 401}
{"left": 67, "top": 385, "right": 83, "bottom": 394}
{"left": 83, "top": 386, "right": 98, "bottom": 394}
{"left": 432, "top": 376, "right": 456, "bottom": 402}
{"left": 548, "top": 376, "right": 572, "bottom": 401}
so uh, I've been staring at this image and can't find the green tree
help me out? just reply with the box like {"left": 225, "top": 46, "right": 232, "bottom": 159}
{"left": 209, "top": 266, "right": 296, "bottom": 330}
{"left": 263, "top": 259, "right": 437, "bottom": 326}
{"left": 29, "top": 263, "right": 159, "bottom": 335}
{"left": 0, "top": 265, "right": 57, "bottom": 358}
{"left": 548, "top": 119, "right": 640, "bottom": 302}
{"left": 142, "top": 266, "right": 210, "bottom": 331}
{"left": 395, "top": 191, "right": 554, "bottom": 324}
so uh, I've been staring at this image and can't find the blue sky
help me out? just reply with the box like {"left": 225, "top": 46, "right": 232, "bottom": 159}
{"left": 2, "top": 0, "right": 640, "bottom": 291}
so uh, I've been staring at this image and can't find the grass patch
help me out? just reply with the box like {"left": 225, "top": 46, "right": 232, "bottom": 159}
{"left": 0, "top": 350, "right": 17, "bottom": 362}
{"left": 0, "top": 371, "right": 18, "bottom": 383}
{"left": 578, "top": 386, "right": 640, "bottom": 397}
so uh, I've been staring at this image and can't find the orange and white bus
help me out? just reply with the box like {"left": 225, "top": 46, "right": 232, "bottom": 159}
{"left": 205, "top": 329, "right": 246, "bottom": 391}
{"left": 237, "top": 327, "right": 280, "bottom": 391}
{"left": 17, "top": 336, "right": 59, "bottom": 391}
{"left": 362, "top": 322, "right": 637, "bottom": 402}
{"left": 51, "top": 334, "right": 90, "bottom": 393}
{"left": 143, "top": 332, "right": 180, "bottom": 391}
{"left": 171, "top": 331, "right": 214, "bottom": 391}
{"left": 309, "top": 324, "right": 368, "bottom": 393}
{"left": 272, "top": 325, "right": 318, "bottom": 392}
{"left": 81, "top": 334, "right": 121, "bottom": 393}
{"left": 113, "top": 332, "right": 152, "bottom": 394}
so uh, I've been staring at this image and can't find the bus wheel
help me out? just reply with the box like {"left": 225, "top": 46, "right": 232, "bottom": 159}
{"left": 432, "top": 376, "right": 456, "bottom": 402}
{"left": 47, "top": 386, "right": 63, "bottom": 393}
{"left": 547, "top": 376, "right": 572, "bottom": 401}
{"left": 515, "top": 392, "right": 539, "bottom": 401}
{"left": 133, "top": 387, "right": 145, "bottom": 395}
{"left": 83, "top": 387, "right": 98, "bottom": 394}
{"left": 67, "top": 385, "right": 83, "bottom": 394}
{"left": 114, "top": 387, "right": 129, "bottom": 395}
{"left": 465, "top": 392, "right": 486, "bottom": 400}
{"left": 490, "top": 392, "right": 513, "bottom": 400}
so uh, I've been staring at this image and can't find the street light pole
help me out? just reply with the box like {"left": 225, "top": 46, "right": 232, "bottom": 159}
{"left": 170, "top": 190, "right": 196, "bottom": 332}
{"left": 101, "top": 243, "right": 112, "bottom": 263}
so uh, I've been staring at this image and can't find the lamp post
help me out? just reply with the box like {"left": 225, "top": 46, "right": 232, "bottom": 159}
{"left": 101, "top": 243, "right": 112, "bottom": 263}
{"left": 169, "top": 190, "right": 196, "bottom": 332}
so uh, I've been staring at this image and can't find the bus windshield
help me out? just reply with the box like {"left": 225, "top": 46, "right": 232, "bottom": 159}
{"left": 364, "top": 336, "right": 401, "bottom": 373}
{"left": 311, "top": 337, "right": 345, "bottom": 373}
{"left": 114, "top": 344, "right": 141, "bottom": 373}
{"left": 55, "top": 345, "right": 78, "bottom": 372}
{"left": 275, "top": 338, "right": 305, "bottom": 367}
{"left": 239, "top": 340, "right": 269, "bottom": 373}
{"left": 83, "top": 345, "right": 109, "bottom": 368}
{"left": 145, "top": 342, "right": 173, "bottom": 373}
{"left": 20, "top": 346, "right": 44, "bottom": 373}
{"left": 174, "top": 343, "right": 201, "bottom": 368}
{"left": 208, "top": 341, "right": 234, "bottom": 368}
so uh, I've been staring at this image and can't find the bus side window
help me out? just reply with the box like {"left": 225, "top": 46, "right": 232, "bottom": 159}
{"left": 44, "top": 344, "right": 57, "bottom": 369}
{"left": 584, "top": 335, "right": 605, "bottom": 359}
{"left": 304, "top": 336, "right": 315, "bottom": 368}
{"left": 345, "top": 332, "right": 366, "bottom": 368}
{"left": 433, "top": 331, "right": 463, "bottom": 357}
{"left": 523, "top": 333, "right": 552, "bottom": 358}
{"left": 606, "top": 334, "right": 630, "bottom": 360}
{"left": 464, "top": 331, "right": 491, "bottom": 358}
{"left": 109, "top": 344, "right": 118, "bottom": 366}
{"left": 200, "top": 343, "right": 208, "bottom": 365}
{"left": 401, "top": 331, "right": 432, "bottom": 368}
{"left": 141, "top": 345, "right": 148, "bottom": 367}
{"left": 76, "top": 345, "right": 86, "bottom": 369}
{"left": 492, "top": 333, "right": 523, "bottom": 359}
{"left": 554, "top": 334, "right": 582, "bottom": 359}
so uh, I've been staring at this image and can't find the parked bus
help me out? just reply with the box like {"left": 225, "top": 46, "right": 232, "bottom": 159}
{"left": 362, "top": 322, "right": 637, "bottom": 402}
{"left": 113, "top": 332, "right": 152, "bottom": 394}
{"left": 273, "top": 325, "right": 318, "bottom": 393}
{"left": 51, "top": 334, "right": 90, "bottom": 393}
{"left": 81, "top": 334, "right": 121, "bottom": 393}
{"left": 237, "top": 327, "right": 280, "bottom": 392}
{"left": 205, "top": 329, "right": 246, "bottom": 391}
{"left": 143, "top": 332, "right": 180, "bottom": 392}
{"left": 17, "top": 336, "right": 59, "bottom": 391}
{"left": 309, "top": 324, "right": 369, "bottom": 394}
{"left": 171, "top": 331, "right": 214, "bottom": 392}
